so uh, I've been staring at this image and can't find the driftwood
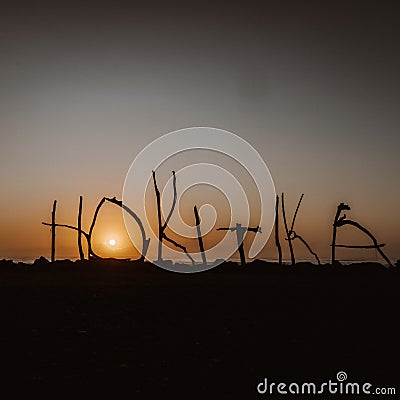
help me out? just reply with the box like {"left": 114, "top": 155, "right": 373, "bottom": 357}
{"left": 41, "top": 222, "right": 96, "bottom": 258}
{"left": 217, "top": 223, "right": 261, "bottom": 266}
{"left": 275, "top": 195, "right": 282, "bottom": 265}
{"left": 87, "top": 196, "right": 150, "bottom": 261}
{"left": 194, "top": 205, "right": 207, "bottom": 267}
{"left": 331, "top": 202, "right": 350, "bottom": 265}
{"left": 42, "top": 222, "right": 89, "bottom": 240}
{"left": 333, "top": 244, "right": 385, "bottom": 249}
{"left": 290, "top": 231, "right": 321, "bottom": 265}
{"left": 290, "top": 193, "right": 304, "bottom": 234}
{"left": 281, "top": 193, "right": 295, "bottom": 265}
{"left": 332, "top": 205, "right": 393, "bottom": 267}
{"left": 162, "top": 234, "right": 194, "bottom": 265}
{"left": 77, "top": 196, "right": 84, "bottom": 260}
{"left": 42, "top": 189, "right": 394, "bottom": 269}
{"left": 104, "top": 197, "right": 150, "bottom": 261}
{"left": 43, "top": 196, "right": 150, "bottom": 261}
{"left": 152, "top": 171, "right": 194, "bottom": 265}
{"left": 87, "top": 197, "right": 106, "bottom": 259}
{"left": 51, "top": 200, "right": 57, "bottom": 262}
{"left": 282, "top": 193, "right": 320, "bottom": 265}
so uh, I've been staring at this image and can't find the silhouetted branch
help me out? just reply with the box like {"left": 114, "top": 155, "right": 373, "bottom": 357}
{"left": 163, "top": 171, "right": 176, "bottom": 230}
{"left": 152, "top": 170, "right": 163, "bottom": 261}
{"left": 152, "top": 170, "right": 193, "bottom": 264}
{"left": 275, "top": 195, "right": 282, "bottom": 265}
{"left": 48, "top": 196, "right": 150, "bottom": 261}
{"left": 87, "top": 197, "right": 106, "bottom": 259}
{"left": 162, "top": 233, "right": 195, "bottom": 265}
{"left": 247, "top": 226, "right": 262, "bottom": 233}
{"left": 290, "top": 193, "right": 304, "bottom": 233}
{"left": 281, "top": 193, "right": 295, "bottom": 265}
{"left": 51, "top": 200, "right": 57, "bottom": 262}
{"left": 335, "top": 218, "right": 393, "bottom": 267}
{"left": 42, "top": 221, "right": 98, "bottom": 259}
{"left": 332, "top": 244, "right": 385, "bottom": 249}
{"left": 42, "top": 222, "right": 89, "bottom": 240}
{"left": 105, "top": 197, "right": 150, "bottom": 260}
{"left": 83, "top": 196, "right": 151, "bottom": 260}
{"left": 77, "top": 196, "right": 85, "bottom": 260}
{"left": 282, "top": 193, "right": 319, "bottom": 266}
{"left": 194, "top": 205, "right": 207, "bottom": 267}
{"left": 291, "top": 231, "right": 321, "bottom": 265}
{"left": 217, "top": 223, "right": 261, "bottom": 266}
{"left": 331, "top": 202, "right": 350, "bottom": 265}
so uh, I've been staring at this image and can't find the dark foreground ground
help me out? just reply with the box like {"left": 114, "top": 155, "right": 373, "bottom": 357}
{"left": 0, "top": 259, "right": 398, "bottom": 398}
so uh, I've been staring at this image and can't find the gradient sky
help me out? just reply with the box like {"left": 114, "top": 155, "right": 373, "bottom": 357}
{"left": 0, "top": 0, "right": 399, "bottom": 262}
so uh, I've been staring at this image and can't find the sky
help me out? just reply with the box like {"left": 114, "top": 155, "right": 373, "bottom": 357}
{"left": 0, "top": 0, "right": 399, "bottom": 263}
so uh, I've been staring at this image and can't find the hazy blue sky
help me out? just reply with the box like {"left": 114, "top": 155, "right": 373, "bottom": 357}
{"left": 0, "top": 1, "right": 399, "bottom": 262}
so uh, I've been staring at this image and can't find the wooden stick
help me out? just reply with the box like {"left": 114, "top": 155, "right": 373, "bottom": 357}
{"left": 290, "top": 194, "right": 304, "bottom": 233}
{"left": 194, "top": 205, "right": 207, "bottom": 267}
{"left": 87, "top": 197, "right": 106, "bottom": 259}
{"left": 335, "top": 218, "right": 393, "bottom": 268}
{"left": 281, "top": 193, "right": 295, "bottom": 265}
{"left": 163, "top": 233, "right": 194, "bottom": 265}
{"left": 331, "top": 203, "right": 350, "bottom": 265}
{"left": 152, "top": 170, "right": 193, "bottom": 264}
{"left": 234, "top": 223, "right": 246, "bottom": 267}
{"left": 42, "top": 222, "right": 97, "bottom": 257}
{"left": 152, "top": 170, "right": 163, "bottom": 261}
{"left": 217, "top": 224, "right": 260, "bottom": 266}
{"left": 163, "top": 171, "right": 177, "bottom": 230}
{"left": 275, "top": 195, "right": 282, "bottom": 265}
{"left": 332, "top": 244, "right": 385, "bottom": 249}
{"left": 42, "top": 222, "right": 89, "bottom": 240}
{"left": 77, "top": 196, "right": 85, "bottom": 260}
{"left": 51, "top": 200, "right": 57, "bottom": 262}
{"left": 292, "top": 232, "right": 321, "bottom": 265}
{"left": 105, "top": 197, "right": 150, "bottom": 260}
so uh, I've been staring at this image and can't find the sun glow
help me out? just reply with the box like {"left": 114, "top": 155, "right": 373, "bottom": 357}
{"left": 108, "top": 239, "right": 116, "bottom": 247}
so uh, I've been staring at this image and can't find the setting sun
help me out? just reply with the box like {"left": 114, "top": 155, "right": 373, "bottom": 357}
{"left": 108, "top": 239, "right": 116, "bottom": 247}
